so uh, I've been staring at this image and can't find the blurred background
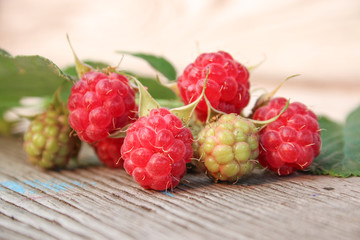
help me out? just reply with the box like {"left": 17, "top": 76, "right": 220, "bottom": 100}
{"left": 0, "top": 0, "right": 359, "bottom": 121}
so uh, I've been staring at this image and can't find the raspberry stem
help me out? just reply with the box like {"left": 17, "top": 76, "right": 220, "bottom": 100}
{"left": 204, "top": 95, "right": 227, "bottom": 123}
{"left": 51, "top": 87, "right": 67, "bottom": 113}
{"left": 250, "top": 74, "right": 299, "bottom": 117}
{"left": 246, "top": 54, "right": 267, "bottom": 72}
{"left": 108, "top": 122, "right": 133, "bottom": 138}
{"left": 66, "top": 34, "right": 93, "bottom": 79}
{"left": 170, "top": 71, "right": 209, "bottom": 125}
{"left": 251, "top": 99, "right": 290, "bottom": 129}
{"left": 127, "top": 75, "right": 160, "bottom": 118}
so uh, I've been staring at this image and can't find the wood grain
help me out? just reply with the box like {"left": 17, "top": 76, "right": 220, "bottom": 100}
{"left": 1, "top": 137, "right": 360, "bottom": 240}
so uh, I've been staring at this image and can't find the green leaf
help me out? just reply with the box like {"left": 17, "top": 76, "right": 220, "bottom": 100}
{"left": 156, "top": 99, "right": 183, "bottom": 109}
{"left": 133, "top": 75, "right": 177, "bottom": 100}
{"left": 66, "top": 34, "right": 93, "bottom": 78}
{"left": 309, "top": 106, "right": 360, "bottom": 177}
{"left": 117, "top": 51, "right": 177, "bottom": 81}
{"left": 0, "top": 49, "right": 11, "bottom": 56}
{"left": 0, "top": 52, "right": 72, "bottom": 117}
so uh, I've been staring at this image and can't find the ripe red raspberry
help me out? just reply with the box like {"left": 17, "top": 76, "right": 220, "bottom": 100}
{"left": 177, "top": 51, "right": 250, "bottom": 121}
{"left": 67, "top": 71, "right": 137, "bottom": 143}
{"left": 92, "top": 116, "right": 137, "bottom": 168}
{"left": 121, "top": 108, "right": 193, "bottom": 191}
{"left": 92, "top": 138, "right": 125, "bottom": 168}
{"left": 253, "top": 97, "right": 321, "bottom": 175}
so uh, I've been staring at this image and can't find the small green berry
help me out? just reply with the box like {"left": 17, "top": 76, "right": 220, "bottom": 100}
{"left": 23, "top": 101, "right": 81, "bottom": 170}
{"left": 197, "top": 113, "right": 259, "bottom": 182}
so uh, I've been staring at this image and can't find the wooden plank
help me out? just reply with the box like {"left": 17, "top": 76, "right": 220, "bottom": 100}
{"left": 1, "top": 136, "right": 360, "bottom": 240}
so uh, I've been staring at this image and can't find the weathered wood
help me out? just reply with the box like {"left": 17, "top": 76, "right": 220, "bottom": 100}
{"left": 1, "top": 137, "right": 359, "bottom": 240}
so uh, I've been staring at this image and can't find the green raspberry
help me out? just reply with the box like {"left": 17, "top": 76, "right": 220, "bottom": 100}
{"left": 23, "top": 102, "right": 81, "bottom": 170}
{"left": 197, "top": 113, "right": 259, "bottom": 182}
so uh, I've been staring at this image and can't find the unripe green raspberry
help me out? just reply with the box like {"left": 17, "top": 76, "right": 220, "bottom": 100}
{"left": 198, "top": 113, "right": 259, "bottom": 182}
{"left": 23, "top": 104, "right": 81, "bottom": 170}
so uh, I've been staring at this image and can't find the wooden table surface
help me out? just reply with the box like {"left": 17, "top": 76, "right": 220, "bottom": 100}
{"left": 1, "top": 136, "right": 360, "bottom": 240}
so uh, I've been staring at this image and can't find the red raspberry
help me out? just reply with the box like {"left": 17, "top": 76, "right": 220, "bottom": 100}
{"left": 177, "top": 51, "right": 250, "bottom": 121}
{"left": 121, "top": 108, "right": 193, "bottom": 191}
{"left": 253, "top": 97, "right": 321, "bottom": 175}
{"left": 92, "top": 116, "right": 137, "bottom": 168}
{"left": 67, "top": 71, "right": 137, "bottom": 143}
{"left": 92, "top": 138, "right": 125, "bottom": 168}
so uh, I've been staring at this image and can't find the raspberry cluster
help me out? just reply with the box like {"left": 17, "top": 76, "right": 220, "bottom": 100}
{"left": 21, "top": 48, "right": 322, "bottom": 190}
{"left": 177, "top": 51, "right": 250, "bottom": 122}
{"left": 67, "top": 71, "right": 136, "bottom": 143}
{"left": 121, "top": 108, "right": 193, "bottom": 190}
{"left": 253, "top": 97, "right": 321, "bottom": 175}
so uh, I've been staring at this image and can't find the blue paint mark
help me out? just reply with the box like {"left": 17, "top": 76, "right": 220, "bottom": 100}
{"left": 71, "top": 180, "right": 88, "bottom": 188}
{"left": 0, "top": 181, "right": 26, "bottom": 194}
{"left": 54, "top": 181, "right": 70, "bottom": 192}
{"left": 24, "top": 180, "right": 60, "bottom": 192}
{"left": 0, "top": 179, "right": 95, "bottom": 195}
{"left": 160, "top": 191, "right": 175, "bottom": 197}
{"left": 38, "top": 180, "right": 61, "bottom": 192}
{"left": 24, "top": 180, "right": 52, "bottom": 192}
{"left": 23, "top": 180, "right": 37, "bottom": 188}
